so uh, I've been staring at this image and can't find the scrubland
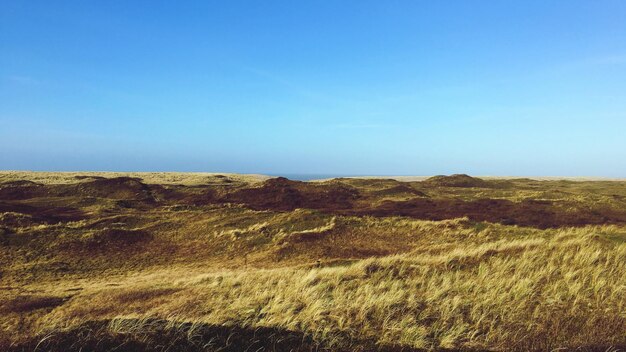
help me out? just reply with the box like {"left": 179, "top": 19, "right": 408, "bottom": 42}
{"left": 1, "top": 172, "right": 625, "bottom": 351}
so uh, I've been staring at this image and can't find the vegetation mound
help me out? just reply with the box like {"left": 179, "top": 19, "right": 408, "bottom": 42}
{"left": 68, "top": 177, "right": 156, "bottom": 201}
{"left": 225, "top": 177, "right": 359, "bottom": 211}
{"left": 0, "top": 180, "right": 45, "bottom": 200}
{"left": 423, "top": 174, "right": 489, "bottom": 188}
{"left": 0, "top": 201, "right": 85, "bottom": 225}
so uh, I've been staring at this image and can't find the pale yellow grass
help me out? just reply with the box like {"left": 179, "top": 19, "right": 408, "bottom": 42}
{"left": 0, "top": 171, "right": 270, "bottom": 185}
{"left": 33, "top": 226, "right": 626, "bottom": 351}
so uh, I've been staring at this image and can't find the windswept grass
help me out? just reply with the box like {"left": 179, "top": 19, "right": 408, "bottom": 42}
{"left": 4, "top": 226, "right": 620, "bottom": 351}
{"left": 2, "top": 172, "right": 626, "bottom": 351}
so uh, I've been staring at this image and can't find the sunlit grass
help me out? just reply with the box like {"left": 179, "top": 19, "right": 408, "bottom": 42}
{"left": 2, "top": 172, "right": 626, "bottom": 351}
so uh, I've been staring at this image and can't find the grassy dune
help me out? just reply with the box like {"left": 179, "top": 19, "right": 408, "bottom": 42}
{"left": 1, "top": 172, "right": 626, "bottom": 351}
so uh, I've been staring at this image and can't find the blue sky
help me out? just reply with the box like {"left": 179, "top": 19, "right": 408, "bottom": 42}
{"left": 1, "top": 1, "right": 626, "bottom": 176}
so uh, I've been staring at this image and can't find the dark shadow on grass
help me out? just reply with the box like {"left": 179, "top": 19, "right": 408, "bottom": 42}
{"left": 3, "top": 318, "right": 437, "bottom": 352}
{"left": 4, "top": 318, "right": 626, "bottom": 351}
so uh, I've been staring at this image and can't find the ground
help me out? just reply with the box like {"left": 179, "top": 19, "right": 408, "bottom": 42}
{"left": 1, "top": 172, "right": 625, "bottom": 351}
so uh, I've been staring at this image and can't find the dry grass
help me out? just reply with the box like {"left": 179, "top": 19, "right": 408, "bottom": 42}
{"left": 0, "top": 171, "right": 269, "bottom": 185}
{"left": 20, "top": 227, "right": 623, "bottom": 351}
{"left": 1, "top": 172, "right": 626, "bottom": 351}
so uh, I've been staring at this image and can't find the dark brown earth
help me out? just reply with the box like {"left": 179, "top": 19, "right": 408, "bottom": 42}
{"left": 345, "top": 198, "right": 621, "bottom": 228}
{"left": 224, "top": 177, "right": 360, "bottom": 211}
{"left": 2, "top": 175, "right": 626, "bottom": 230}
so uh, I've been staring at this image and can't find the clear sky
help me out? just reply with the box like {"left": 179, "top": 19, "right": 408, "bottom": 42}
{"left": 1, "top": 1, "right": 626, "bottom": 177}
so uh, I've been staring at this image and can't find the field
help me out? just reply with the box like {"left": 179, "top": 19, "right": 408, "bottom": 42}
{"left": 1, "top": 171, "right": 626, "bottom": 351}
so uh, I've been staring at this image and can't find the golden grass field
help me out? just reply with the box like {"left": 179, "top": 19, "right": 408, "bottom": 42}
{"left": 1, "top": 172, "right": 626, "bottom": 351}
